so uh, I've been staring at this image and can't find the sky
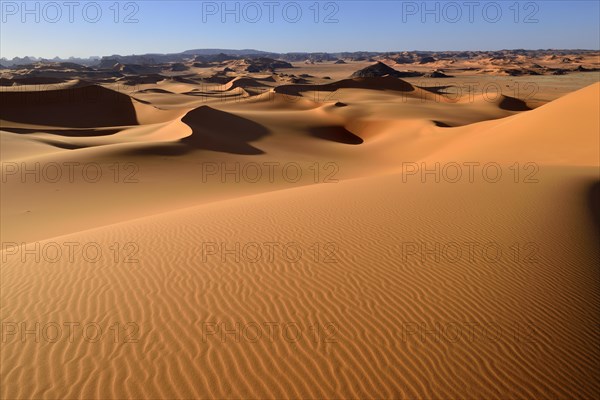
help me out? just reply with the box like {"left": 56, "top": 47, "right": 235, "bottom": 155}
{"left": 1, "top": 0, "right": 599, "bottom": 59}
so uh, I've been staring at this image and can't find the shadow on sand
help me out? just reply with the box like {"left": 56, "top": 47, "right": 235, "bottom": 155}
{"left": 121, "top": 106, "right": 270, "bottom": 156}
{"left": 308, "top": 126, "right": 364, "bottom": 145}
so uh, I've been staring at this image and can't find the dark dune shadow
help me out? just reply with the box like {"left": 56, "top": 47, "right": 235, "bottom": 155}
{"left": 203, "top": 75, "right": 232, "bottom": 84}
{"left": 588, "top": 180, "right": 600, "bottom": 238}
{"left": 130, "top": 96, "right": 152, "bottom": 104}
{"left": 226, "top": 78, "right": 270, "bottom": 90}
{"left": 121, "top": 106, "right": 269, "bottom": 156}
{"left": 256, "top": 76, "right": 277, "bottom": 83}
{"left": 35, "top": 139, "right": 89, "bottom": 150}
{"left": 420, "top": 85, "right": 453, "bottom": 95}
{"left": 136, "top": 88, "right": 175, "bottom": 94}
{"left": 309, "top": 126, "right": 363, "bottom": 145}
{"left": 433, "top": 120, "right": 452, "bottom": 127}
{"left": 418, "top": 88, "right": 532, "bottom": 112}
{"left": 498, "top": 96, "right": 531, "bottom": 111}
{"left": 1, "top": 127, "right": 121, "bottom": 137}
{"left": 180, "top": 106, "right": 268, "bottom": 154}
{"left": 6, "top": 76, "right": 69, "bottom": 85}
{"left": 0, "top": 85, "right": 139, "bottom": 127}
{"left": 275, "top": 77, "right": 415, "bottom": 97}
{"left": 119, "top": 74, "right": 165, "bottom": 85}
{"left": 182, "top": 91, "right": 240, "bottom": 100}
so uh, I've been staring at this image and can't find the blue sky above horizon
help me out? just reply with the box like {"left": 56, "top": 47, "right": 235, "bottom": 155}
{"left": 1, "top": 0, "right": 599, "bottom": 59}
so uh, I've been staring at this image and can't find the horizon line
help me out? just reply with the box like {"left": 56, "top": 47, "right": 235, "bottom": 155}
{"left": 3, "top": 47, "right": 600, "bottom": 61}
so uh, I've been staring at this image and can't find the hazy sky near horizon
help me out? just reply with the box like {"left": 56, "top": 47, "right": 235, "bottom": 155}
{"left": 1, "top": 0, "right": 599, "bottom": 58}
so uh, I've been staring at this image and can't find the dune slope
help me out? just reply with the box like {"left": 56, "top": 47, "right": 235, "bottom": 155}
{"left": 1, "top": 80, "right": 599, "bottom": 399}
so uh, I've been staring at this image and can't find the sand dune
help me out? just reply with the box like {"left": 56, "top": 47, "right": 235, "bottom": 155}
{"left": 223, "top": 76, "right": 270, "bottom": 91}
{"left": 1, "top": 69, "right": 598, "bottom": 399}
{"left": 1, "top": 167, "right": 598, "bottom": 399}
{"left": 429, "top": 83, "right": 600, "bottom": 166}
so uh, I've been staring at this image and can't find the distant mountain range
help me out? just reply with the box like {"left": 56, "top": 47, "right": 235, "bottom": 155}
{"left": 1, "top": 48, "right": 597, "bottom": 67}
{"left": 181, "top": 49, "right": 269, "bottom": 55}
